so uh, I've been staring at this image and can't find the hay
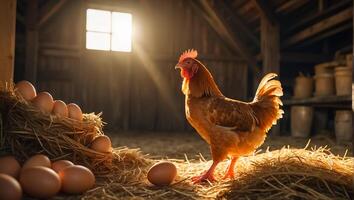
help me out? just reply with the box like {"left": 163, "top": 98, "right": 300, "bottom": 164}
{"left": 0, "top": 85, "right": 150, "bottom": 176}
{"left": 78, "top": 146, "right": 353, "bottom": 200}
{"left": 1, "top": 85, "right": 353, "bottom": 199}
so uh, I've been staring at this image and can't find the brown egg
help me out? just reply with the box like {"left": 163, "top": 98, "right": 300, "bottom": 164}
{"left": 147, "top": 161, "right": 177, "bottom": 186}
{"left": 15, "top": 80, "right": 36, "bottom": 101}
{"left": 23, "top": 154, "right": 51, "bottom": 169}
{"left": 0, "top": 156, "right": 21, "bottom": 178}
{"left": 52, "top": 100, "right": 69, "bottom": 117}
{"left": 59, "top": 165, "right": 95, "bottom": 194}
{"left": 20, "top": 166, "right": 61, "bottom": 198}
{"left": 32, "top": 92, "right": 54, "bottom": 113}
{"left": 90, "top": 135, "right": 112, "bottom": 153}
{"left": 51, "top": 160, "right": 73, "bottom": 173}
{"left": 67, "top": 103, "right": 83, "bottom": 121}
{"left": 0, "top": 174, "right": 22, "bottom": 200}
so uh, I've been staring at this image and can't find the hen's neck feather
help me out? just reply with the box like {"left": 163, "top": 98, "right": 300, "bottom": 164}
{"left": 182, "top": 61, "right": 223, "bottom": 98}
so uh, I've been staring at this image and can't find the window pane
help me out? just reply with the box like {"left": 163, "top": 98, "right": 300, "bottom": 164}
{"left": 86, "top": 32, "right": 110, "bottom": 51}
{"left": 112, "top": 33, "right": 131, "bottom": 52}
{"left": 112, "top": 12, "right": 132, "bottom": 52}
{"left": 86, "top": 9, "right": 111, "bottom": 32}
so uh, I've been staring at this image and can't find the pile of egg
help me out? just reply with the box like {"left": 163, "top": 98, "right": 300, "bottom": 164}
{"left": 0, "top": 154, "right": 95, "bottom": 199}
{"left": 14, "top": 81, "right": 113, "bottom": 153}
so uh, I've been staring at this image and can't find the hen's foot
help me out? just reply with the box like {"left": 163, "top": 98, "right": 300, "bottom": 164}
{"left": 191, "top": 172, "right": 216, "bottom": 184}
{"left": 223, "top": 157, "right": 238, "bottom": 180}
{"left": 222, "top": 169, "right": 235, "bottom": 180}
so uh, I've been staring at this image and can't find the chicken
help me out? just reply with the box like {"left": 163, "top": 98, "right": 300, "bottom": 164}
{"left": 175, "top": 49, "right": 283, "bottom": 183}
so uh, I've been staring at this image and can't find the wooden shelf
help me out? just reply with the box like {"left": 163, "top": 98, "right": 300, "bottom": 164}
{"left": 283, "top": 95, "right": 352, "bottom": 109}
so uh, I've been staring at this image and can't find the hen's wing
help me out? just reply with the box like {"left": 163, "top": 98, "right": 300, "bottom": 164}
{"left": 206, "top": 97, "right": 258, "bottom": 132}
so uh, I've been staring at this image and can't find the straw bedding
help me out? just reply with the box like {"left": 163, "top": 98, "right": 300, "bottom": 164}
{"left": 1, "top": 86, "right": 353, "bottom": 199}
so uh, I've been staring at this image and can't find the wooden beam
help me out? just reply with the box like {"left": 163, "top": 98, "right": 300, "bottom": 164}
{"left": 25, "top": 0, "right": 39, "bottom": 84}
{"left": 283, "top": 95, "right": 351, "bottom": 108}
{"left": 0, "top": 0, "right": 16, "bottom": 87}
{"left": 260, "top": 8, "right": 280, "bottom": 135}
{"left": 285, "top": 0, "right": 351, "bottom": 34}
{"left": 261, "top": 15, "right": 280, "bottom": 74}
{"left": 283, "top": 7, "right": 352, "bottom": 47}
{"left": 276, "top": 0, "right": 307, "bottom": 14}
{"left": 280, "top": 52, "right": 330, "bottom": 63}
{"left": 38, "top": 0, "right": 68, "bottom": 28}
{"left": 257, "top": 52, "right": 330, "bottom": 63}
{"left": 252, "top": 0, "right": 278, "bottom": 25}
{"left": 215, "top": 1, "right": 259, "bottom": 48}
{"left": 192, "top": 0, "right": 260, "bottom": 74}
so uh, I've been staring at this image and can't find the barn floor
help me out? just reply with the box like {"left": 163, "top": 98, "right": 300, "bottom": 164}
{"left": 109, "top": 131, "right": 353, "bottom": 159}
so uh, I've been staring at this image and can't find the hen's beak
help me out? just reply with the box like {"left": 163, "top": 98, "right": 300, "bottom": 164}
{"left": 175, "top": 64, "right": 181, "bottom": 70}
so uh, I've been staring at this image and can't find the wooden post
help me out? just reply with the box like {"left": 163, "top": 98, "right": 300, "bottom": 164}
{"left": 0, "top": 0, "right": 17, "bottom": 87}
{"left": 260, "top": 13, "right": 280, "bottom": 136}
{"left": 261, "top": 17, "right": 280, "bottom": 75}
{"left": 25, "top": 0, "right": 39, "bottom": 84}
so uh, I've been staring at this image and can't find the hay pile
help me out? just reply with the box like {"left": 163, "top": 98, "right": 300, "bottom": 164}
{"left": 80, "top": 146, "right": 354, "bottom": 200}
{"left": 1, "top": 85, "right": 353, "bottom": 199}
{"left": 0, "top": 85, "right": 150, "bottom": 179}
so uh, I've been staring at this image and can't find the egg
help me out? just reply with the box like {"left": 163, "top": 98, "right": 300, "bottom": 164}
{"left": 52, "top": 100, "right": 69, "bottom": 117}
{"left": 20, "top": 166, "right": 61, "bottom": 198}
{"left": 51, "top": 160, "right": 73, "bottom": 173}
{"left": 32, "top": 92, "right": 54, "bottom": 113}
{"left": 23, "top": 154, "right": 51, "bottom": 169}
{"left": 90, "top": 135, "right": 112, "bottom": 153}
{"left": 67, "top": 103, "right": 83, "bottom": 121}
{"left": 147, "top": 161, "right": 177, "bottom": 186}
{"left": 15, "top": 80, "right": 36, "bottom": 101}
{"left": 0, "top": 156, "right": 21, "bottom": 178}
{"left": 59, "top": 165, "right": 95, "bottom": 194}
{"left": 0, "top": 174, "right": 22, "bottom": 200}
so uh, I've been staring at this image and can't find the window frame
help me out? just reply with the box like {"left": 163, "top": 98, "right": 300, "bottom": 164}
{"left": 84, "top": 4, "right": 133, "bottom": 53}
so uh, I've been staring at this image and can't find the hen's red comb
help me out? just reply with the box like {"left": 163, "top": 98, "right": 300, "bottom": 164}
{"left": 179, "top": 49, "right": 198, "bottom": 63}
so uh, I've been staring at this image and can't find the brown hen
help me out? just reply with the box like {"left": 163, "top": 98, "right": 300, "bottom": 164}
{"left": 175, "top": 49, "right": 283, "bottom": 183}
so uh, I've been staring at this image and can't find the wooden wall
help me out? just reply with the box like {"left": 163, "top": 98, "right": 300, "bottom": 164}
{"left": 33, "top": 0, "right": 248, "bottom": 131}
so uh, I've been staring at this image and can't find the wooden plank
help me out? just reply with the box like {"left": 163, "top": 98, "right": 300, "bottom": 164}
{"left": 0, "top": 0, "right": 16, "bottom": 87}
{"left": 252, "top": 0, "right": 278, "bottom": 25}
{"left": 25, "top": 0, "right": 39, "bottom": 84}
{"left": 37, "top": 69, "right": 73, "bottom": 81}
{"left": 276, "top": 0, "right": 307, "bottom": 14}
{"left": 39, "top": 48, "right": 80, "bottom": 58}
{"left": 283, "top": 95, "right": 351, "bottom": 109}
{"left": 39, "top": 0, "right": 68, "bottom": 28}
{"left": 297, "top": 23, "right": 352, "bottom": 47}
{"left": 260, "top": 11, "right": 280, "bottom": 136}
{"left": 257, "top": 52, "right": 330, "bottom": 63}
{"left": 261, "top": 15, "right": 280, "bottom": 74}
{"left": 154, "top": 54, "right": 246, "bottom": 62}
{"left": 192, "top": 0, "right": 260, "bottom": 74}
{"left": 283, "top": 7, "right": 352, "bottom": 47}
{"left": 280, "top": 52, "right": 330, "bottom": 63}
{"left": 285, "top": 0, "right": 351, "bottom": 34}
{"left": 40, "top": 43, "right": 80, "bottom": 51}
{"left": 216, "top": 1, "right": 259, "bottom": 48}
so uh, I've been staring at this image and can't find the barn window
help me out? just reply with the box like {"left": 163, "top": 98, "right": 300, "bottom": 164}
{"left": 86, "top": 9, "right": 132, "bottom": 52}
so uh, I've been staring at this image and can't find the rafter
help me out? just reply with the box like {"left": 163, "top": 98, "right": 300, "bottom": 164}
{"left": 38, "top": 0, "right": 68, "bottom": 28}
{"left": 251, "top": 0, "right": 278, "bottom": 25}
{"left": 215, "top": 0, "right": 259, "bottom": 49}
{"left": 283, "top": 7, "right": 352, "bottom": 47}
{"left": 191, "top": 0, "right": 259, "bottom": 74}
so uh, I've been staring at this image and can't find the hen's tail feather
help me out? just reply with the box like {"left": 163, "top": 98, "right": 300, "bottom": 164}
{"left": 251, "top": 73, "right": 283, "bottom": 132}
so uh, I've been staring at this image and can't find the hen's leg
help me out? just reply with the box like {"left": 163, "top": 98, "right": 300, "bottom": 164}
{"left": 223, "top": 157, "right": 239, "bottom": 179}
{"left": 192, "top": 161, "right": 219, "bottom": 183}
